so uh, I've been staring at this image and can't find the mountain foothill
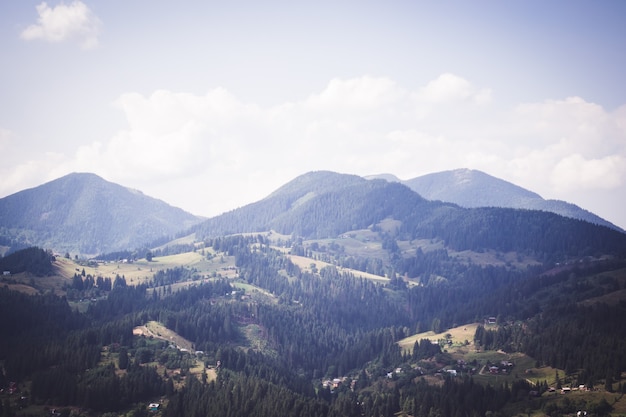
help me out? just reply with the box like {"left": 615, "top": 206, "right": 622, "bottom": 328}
{"left": 1, "top": 170, "right": 626, "bottom": 417}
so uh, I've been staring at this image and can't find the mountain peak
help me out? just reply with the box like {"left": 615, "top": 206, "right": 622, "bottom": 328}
{"left": 403, "top": 168, "right": 620, "bottom": 231}
{"left": 0, "top": 172, "right": 201, "bottom": 255}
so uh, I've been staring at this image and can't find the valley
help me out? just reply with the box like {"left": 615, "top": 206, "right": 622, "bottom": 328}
{"left": 1, "top": 171, "right": 626, "bottom": 417}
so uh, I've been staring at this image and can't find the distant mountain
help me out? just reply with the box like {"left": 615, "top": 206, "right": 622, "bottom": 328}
{"left": 193, "top": 170, "right": 626, "bottom": 261}
{"left": 0, "top": 173, "right": 202, "bottom": 255}
{"left": 397, "top": 168, "right": 621, "bottom": 231}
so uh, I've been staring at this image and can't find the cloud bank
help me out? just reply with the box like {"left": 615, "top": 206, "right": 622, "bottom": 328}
{"left": 21, "top": 1, "right": 101, "bottom": 49}
{"left": 2, "top": 74, "right": 625, "bottom": 227}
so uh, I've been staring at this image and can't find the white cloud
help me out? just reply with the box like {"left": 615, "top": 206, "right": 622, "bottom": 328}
{"left": 513, "top": 97, "right": 614, "bottom": 153}
{"left": 503, "top": 97, "right": 626, "bottom": 195}
{"left": 305, "top": 76, "right": 405, "bottom": 110}
{"left": 551, "top": 154, "right": 626, "bottom": 191}
{"left": 21, "top": 1, "right": 101, "bottom": 49}
{"left": 418, "top": 73, "right": 492, "bottom": 104}
{"left": 0, "top": 152, "right": 68, "bottom": 198}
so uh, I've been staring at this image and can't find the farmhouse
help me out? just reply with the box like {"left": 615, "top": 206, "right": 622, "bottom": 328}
{"left": 322, "top": 377, "right": 345, "bottom": 389}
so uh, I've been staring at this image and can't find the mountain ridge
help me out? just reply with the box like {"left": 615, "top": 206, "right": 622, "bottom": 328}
{"left": 369, "top": 168, "right": 620, "bottom": 231}
{"left": 1, "top": 170, "right": 624, "bottom": 259}
{"left": 191, "top": 171, "right": 626, "bottom": 263}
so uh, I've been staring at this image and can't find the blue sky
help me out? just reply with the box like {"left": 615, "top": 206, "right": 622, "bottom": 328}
{"left": 1, "top": 0, "right": 626, "bottom": 229}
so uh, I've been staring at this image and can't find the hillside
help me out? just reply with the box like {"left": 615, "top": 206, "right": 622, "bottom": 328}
{"left": 2, "top": 233, "right": 626, "bottom": 417}
{"left": 401, "top": 168, "right": 621, "bottom": 231}
{"left": 0, "top": 173, "right": 202, "bottom": 256}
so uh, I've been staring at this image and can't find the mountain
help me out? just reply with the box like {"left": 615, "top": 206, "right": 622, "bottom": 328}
{"left": 192, "top": 171, "right": 391, "bottom": 238}
{"left": 193, "top": 170, "right": 626, "bottom": 261}
{"left": 3, "top": 170, "right": 624, "bottom": 261}
{"left": 3, "top": 171, "right": 626, "bottom": 417}
{"left": 0, "top": 173, "right": 202, "bottom": 255}
{"left": 399, "top": 168, "right": 621, "bottom": 231}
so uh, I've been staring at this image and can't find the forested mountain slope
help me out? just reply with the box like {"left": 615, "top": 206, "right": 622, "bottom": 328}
{"left": 191, "top": 171, "right": 370, "bottom": 237}
{"left": 193, "top": 171, "right": 626, "bottom": 262}
{"left": 0, "top": 173, "right": 202, "bottom": 255}
{"left": 3, "top": 171, "right": 626, "bottom": 417}
{"left": 2, "top": 237, "right": 626, "bottom": 417}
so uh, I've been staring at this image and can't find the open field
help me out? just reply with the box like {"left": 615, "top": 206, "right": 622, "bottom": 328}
{"left": 2, "top": 251, "right": 239, "bottom": 296}
{"left": 287, "top": 254, "right": 389, "bottom": 283}
{"left": 152, "top": 232, "right": 198, "bottom": 250}
{"left": 232, "top": 281, "right": 277, "bottom": 300}
{"left": 317, "top": 229, "right": 388, "bottom": 260}
{"left": 398, "top": 322, "right": 480, "bottom": 353}
{"left": 88, "top": 251, "right": 238, "bottom": 286}
{"left": 133, "top": 320, "right": 195, "bottom": 351}
{"left": 0, "top": 256, "right": 77, "bottom": 294}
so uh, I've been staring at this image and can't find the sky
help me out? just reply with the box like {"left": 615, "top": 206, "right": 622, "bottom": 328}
{"left": 1, "top": 1, "right": 626, "bottom": 230}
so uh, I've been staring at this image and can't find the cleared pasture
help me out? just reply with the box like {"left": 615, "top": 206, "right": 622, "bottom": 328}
{"left": 398, "top": 322, "right": 480, "bottom": 353}
{"left": 287, "top": 254, "right": 389, "bottom": 283}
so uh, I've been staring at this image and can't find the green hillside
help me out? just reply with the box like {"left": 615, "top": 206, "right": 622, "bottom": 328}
{"left": 2, "top": 238, "right": 625, "bottom": 417}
